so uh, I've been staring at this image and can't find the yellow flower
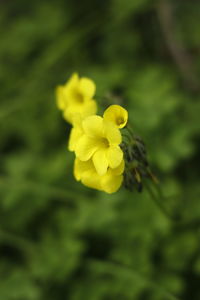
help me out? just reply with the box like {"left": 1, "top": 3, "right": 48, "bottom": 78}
{"left": 103, "top": 104, "right": 128, "bottom": 128}
{"left": 74, "top": 115, "right": 123, "bottom": 175}
{"left": 74, "top": 158, "right": 124, "bottom": 193}
{"left": 56, "top": 73, "right": 97, "bottom": 124}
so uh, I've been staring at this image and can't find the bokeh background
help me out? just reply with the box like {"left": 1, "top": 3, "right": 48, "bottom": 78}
{"left": 0, "top": 0, "right": 200, "bottom": 299}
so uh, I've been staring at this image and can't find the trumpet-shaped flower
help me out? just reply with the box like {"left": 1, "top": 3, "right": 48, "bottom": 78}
{"left": 75, "top": 115, "right": 123, "bottom": 175}
{"left": 74, "top": 158, "right": 124, "bottom": 193}
{"left": 103, "top": 104, "right": 128, "bottom": 128}
{"left": 56, "top": 73, "right": 97, "bottom": 124}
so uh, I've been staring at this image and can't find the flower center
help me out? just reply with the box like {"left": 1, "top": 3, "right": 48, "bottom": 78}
{"left": 100, "top": 137, "right": 109, "bottom": 148}
{"left": 116, "top": 117, "right": 124, "bottom": 126}
{"left": 73, "top": 90, "right": 84, "bottom": 103}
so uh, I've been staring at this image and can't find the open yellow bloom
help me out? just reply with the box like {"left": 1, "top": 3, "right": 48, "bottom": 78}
{"left": 74, "top": 158, "right": 124, "bottom": 193}
{"left": 103, "top": 104, "right": 128, "bottom": 128}
{"left": 75, "top": 115, "right": 123, "bottom": 175}
{"left": 56, "top": 73, "right": 97, "bottom": 124}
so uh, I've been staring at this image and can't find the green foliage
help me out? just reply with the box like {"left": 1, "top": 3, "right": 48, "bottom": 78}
{"left": 0, "top": 0, "right": 200, "bottom": 299}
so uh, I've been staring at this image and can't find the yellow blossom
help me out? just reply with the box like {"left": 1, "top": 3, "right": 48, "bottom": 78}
{"left": 56, "top": 73, "right": 97, "bottom": 124}
{"left": 103, "top": 104, "right": 128, "bottom": 128}
{"left": 74, "top": 158, "right": 124, "bottom": 193}
{"left": 74, "top": 115, "right": 123, "bottom": 175}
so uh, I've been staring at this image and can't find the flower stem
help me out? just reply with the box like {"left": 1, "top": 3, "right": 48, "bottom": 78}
{"left": 144, "top": 181, "right": 181, "bottom": 221}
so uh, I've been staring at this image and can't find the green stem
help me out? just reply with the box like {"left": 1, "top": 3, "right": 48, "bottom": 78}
{"left": 144, "top": 181, "right": 179, "bottom": 221}
{"left": 146, "top": 181, "right": 200, "bottom": 229}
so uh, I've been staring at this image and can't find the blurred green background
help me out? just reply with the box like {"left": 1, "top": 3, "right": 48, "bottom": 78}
{"left": 0, "top": 0, "right": 200, "bottom": 299}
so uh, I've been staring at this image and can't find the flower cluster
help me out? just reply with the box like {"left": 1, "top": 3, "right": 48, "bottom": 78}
{"left": 56, "top": 73, "right": 128, "bottom": 193}
{"left": 56, "top": 73, "right": 97, "bottom": 124}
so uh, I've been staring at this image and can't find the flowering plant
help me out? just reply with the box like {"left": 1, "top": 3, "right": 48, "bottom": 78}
{"left": 56, "top": 73, "right": 156, "bottom": 194}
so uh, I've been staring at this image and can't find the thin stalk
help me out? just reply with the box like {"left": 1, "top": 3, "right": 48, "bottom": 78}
{"left": 144, "top": 181, "right": 179, "bottom": 221}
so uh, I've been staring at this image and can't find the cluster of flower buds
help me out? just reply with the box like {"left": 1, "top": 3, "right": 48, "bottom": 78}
{"left": 121, "top": 131, "right": 157, "bottom": 192}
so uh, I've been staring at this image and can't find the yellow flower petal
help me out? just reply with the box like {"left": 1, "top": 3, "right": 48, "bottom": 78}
{"left": 71, "top": 114, "right": 83, "bottom": 128}
{"left": 92, "top": 149, "right": 108, "bottom": 175}
{"left": 62, "top": 108, "right": 72, "bottom": 123}
{"left": 68, "top": 127, "right": 82, "bottom": 152}
{"left": 74, "top": 158, "right": 102, "bottom": 191}
{"left": 101, "top": 173, "right": 123, "bottom": 193}
{"left": 74, "top": 158, "right": 94, "bottom": 181}
{"left": 81, "top": 171, "right": 102, "bottom": 191}
{"left": 103, "top": 104, "right": 128, "bottom": 128}
{"left": 74, "top": 157, "right": 124, "bottom": 193}
{"left": 63, "top": 100, "right": 97, "bottom": 124}
{"left": 82, "top": 100, "right": 97, "bottom": 118}
{"left": 75, "top": 136, "right": 98, "bottom": 161}
{"left": 79, "top": 77, "right": 96, "bottom": 98}
{"left": 56, "top": 74, "right": 79, "bottom": 111}
{"left": 104, "top": 121, "right": 122, "bottom": 144}
{"left": 56, "top": 86, "right": 65, "bottom": 110}
{"left": 82, "top": 115, "right": 104, "bottom": 137}
{"left": 65, "top": 72, "right": 79, "bottom": 89}
{"left": 110, "top": 159, "right": 125, "bottom": 175}
{"left": 74, "top": 158, "right": 82, "bottom": 181}
{"left": 107, "top": 145, "right": 123, "bottom": 169}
